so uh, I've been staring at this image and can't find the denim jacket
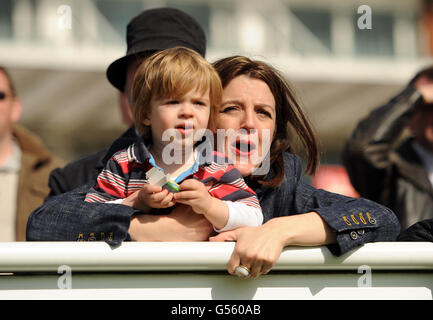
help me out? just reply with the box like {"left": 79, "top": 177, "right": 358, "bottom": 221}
{"left": 256, "top": 152, "right": 400, "bottom": 255}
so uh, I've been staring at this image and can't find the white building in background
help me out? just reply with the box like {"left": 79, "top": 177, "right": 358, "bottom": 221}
{"left": 0, "top": 0, "right": 431, "bottom": 161}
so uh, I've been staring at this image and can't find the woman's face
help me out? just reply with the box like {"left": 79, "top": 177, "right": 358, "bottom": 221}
{"left": 215, "top": 75, "right": 276, "bottom": 177}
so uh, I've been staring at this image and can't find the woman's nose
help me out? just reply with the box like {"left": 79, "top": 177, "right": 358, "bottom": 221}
{"left": 241, "top": 109, "right": 256, "bottom": 130}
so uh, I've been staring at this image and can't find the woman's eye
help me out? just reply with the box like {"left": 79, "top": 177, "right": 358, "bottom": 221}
{"left": 221, "top": 106, "right": 238, "bottom": 113}
{"left": 257, "top": 109, "right": 272, "bottom": 118}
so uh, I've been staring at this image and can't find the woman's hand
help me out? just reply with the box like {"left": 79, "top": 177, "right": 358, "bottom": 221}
{"left": 209, "top": 213, "right": 336, "bottom": 278}
{"left": 209, "top": 219, "right": 286, "bottom": 278}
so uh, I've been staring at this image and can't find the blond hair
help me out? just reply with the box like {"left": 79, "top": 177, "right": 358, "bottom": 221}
{"left": 132, "top": 47, "right": 222, "bottom": 139}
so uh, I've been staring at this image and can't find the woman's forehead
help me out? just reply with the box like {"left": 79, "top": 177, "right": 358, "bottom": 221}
{"left": 223, "top": 76, "right": 275, "bottom": 105}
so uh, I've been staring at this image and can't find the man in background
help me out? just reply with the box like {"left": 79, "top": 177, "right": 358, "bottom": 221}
{"left": 343, "top": 66, "right": 433, "bottom": 236}
{"left": 0, "top": 66, "right": 63, "bottom": 241}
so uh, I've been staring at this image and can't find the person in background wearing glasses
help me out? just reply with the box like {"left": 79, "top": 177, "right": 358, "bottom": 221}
{"left": 0, "top": 66, "right": 64, "bottom": 241}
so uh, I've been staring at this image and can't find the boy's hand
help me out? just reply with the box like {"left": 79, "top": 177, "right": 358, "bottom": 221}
{"left": 135, "top": 184, "right": 175, "bottom": 210}
{"left": 121, "top": 184, "right": 175, "bottom": 212}
{"left": 173, "top": 179, "right": 214, "bottom": 215}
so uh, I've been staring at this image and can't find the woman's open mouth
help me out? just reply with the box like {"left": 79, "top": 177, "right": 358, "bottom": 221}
{"left": 231, "top": 139, "right": 257, "bottom": 156}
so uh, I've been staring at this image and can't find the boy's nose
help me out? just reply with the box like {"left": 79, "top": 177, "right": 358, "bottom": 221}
{"left": 179, "top": 103, "right": 194, "bottom": 118}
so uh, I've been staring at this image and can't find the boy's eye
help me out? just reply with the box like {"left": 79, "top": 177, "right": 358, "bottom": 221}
{"left": 167, "top": 100, "right": 179, "bottom": 105}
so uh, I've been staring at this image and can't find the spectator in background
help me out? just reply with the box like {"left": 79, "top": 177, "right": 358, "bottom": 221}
{"left": 343, "top": 66, "right": 433, "bottom": 236}
{"left": 0, "top": 66, "right": 64, "bottom": 241}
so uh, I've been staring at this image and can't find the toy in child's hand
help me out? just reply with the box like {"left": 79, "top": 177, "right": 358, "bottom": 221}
{"left": 145, "top": 167, "right": 180, "bottom": 193}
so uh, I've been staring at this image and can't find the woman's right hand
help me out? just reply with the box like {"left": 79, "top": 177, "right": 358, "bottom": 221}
{"left": 209, "top": 219, "right": 287, "bottom": 278}
{"left": 209, "top": 213, "right": 336, "bottom": 278}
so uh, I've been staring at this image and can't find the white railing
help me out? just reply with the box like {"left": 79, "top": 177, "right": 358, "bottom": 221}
{"left": 0, "top": 242, "right": 432, "bottom": 272}
{"left": 0, "top": 242, "right": 432, "bottom": 300}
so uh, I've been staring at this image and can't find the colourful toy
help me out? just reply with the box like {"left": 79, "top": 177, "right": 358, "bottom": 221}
{"left": 145, "top": 167, "right": 180, "bottom": 193}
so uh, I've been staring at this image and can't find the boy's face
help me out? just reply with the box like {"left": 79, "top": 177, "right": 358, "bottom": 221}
{"left": 143, "top": 88, "right": 211, "bottom": 154}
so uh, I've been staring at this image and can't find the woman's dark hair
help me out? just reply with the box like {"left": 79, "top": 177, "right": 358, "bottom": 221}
{"left": 212, "top": 56, "right": 319, "bottom": 187}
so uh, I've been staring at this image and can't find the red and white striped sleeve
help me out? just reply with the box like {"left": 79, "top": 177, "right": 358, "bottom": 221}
{"left": 84, "top": 149, "right": 132, "bottom": 203}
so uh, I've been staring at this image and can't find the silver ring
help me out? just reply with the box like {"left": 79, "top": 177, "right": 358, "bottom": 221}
{"left": 235, "top": 265, "right": 250, "bottom": 279}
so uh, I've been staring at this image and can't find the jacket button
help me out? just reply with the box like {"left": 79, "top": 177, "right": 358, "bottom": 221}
{"left": 350, "top": 231, "right": 358, "bottom": 240}
{"left": 357, "top": 229, "right": 365, "bottom": 235}
{"left": 369, "top": 218, "right": 376, "bottom": 224}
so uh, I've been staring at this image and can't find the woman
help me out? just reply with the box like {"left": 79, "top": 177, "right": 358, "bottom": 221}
{"left": 27, "top": 56, "right": 400, "bottom": 278}
{"left": 203, "top": 56, "right": 399, "bottom": 278}
{"left": 209, "top": 56, "right": 333, "bottom": 277}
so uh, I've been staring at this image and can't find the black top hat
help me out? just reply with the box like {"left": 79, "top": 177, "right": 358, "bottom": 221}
{"left": 106, "top": 7, "right": 206, "bottom": 91}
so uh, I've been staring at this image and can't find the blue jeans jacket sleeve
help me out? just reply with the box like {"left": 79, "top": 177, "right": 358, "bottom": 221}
{"left": 26, "top": 183, "right": 140, "bottom": 245}
{"left": 256, "top": 152, "right": 401, "bottom": 256}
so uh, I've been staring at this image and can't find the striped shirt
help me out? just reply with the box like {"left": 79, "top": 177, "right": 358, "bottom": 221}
{"left": 85, "top": 140, "right": 262, "bottom": 231}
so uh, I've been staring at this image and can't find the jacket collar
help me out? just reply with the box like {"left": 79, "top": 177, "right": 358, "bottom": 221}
{"left": 102, "top": 126, "right": 140, "bottom": 165}
{"left": 12, "top": 125, "right": 52, "bottom": 166}
{"left": 127, "top": 138, "right": 153, "bottom": 164}
{"left": 0, "top": 139, "right": 21, "bottom": 172}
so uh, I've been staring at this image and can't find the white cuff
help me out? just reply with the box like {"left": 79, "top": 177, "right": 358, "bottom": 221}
{"left": 215, "top": 201, "right": 263, "bottom": 232}
{"left": 106, "top": 198, "right": 124, "bottom": 204}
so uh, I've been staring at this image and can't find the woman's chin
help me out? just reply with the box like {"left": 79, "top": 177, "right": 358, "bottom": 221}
{"left": 233, "top": 163, "right": 258, "bottom": 177}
